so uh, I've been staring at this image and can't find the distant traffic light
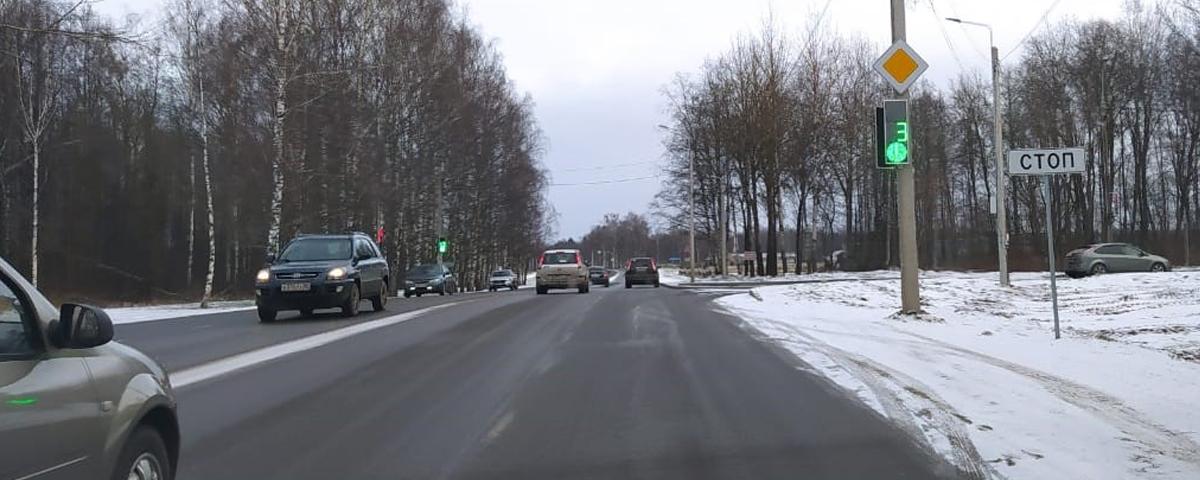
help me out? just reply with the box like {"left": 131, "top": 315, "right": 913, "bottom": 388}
{"left": 437, "top": 237, "right": 448, "bottom": 254}
{"left": 876, "top": 100, "right": 910, "bottom": 168}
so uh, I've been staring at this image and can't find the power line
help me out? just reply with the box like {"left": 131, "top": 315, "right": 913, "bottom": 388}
{"left": 556, "top": 160, "right": 659, "bottom": 173}
{"left": 946, "top": 0, "right": 989, "bottom": 58}
{"left": 1001, "top": 0, "right": 1064, "bottom": 62}
{"left": 925, "top": 0, "right": 971, "bottom": 74}
{"left": 548, "top": 175, "right": 660, "bottom": 187}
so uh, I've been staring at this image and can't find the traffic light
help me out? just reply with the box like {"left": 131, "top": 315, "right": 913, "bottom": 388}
{"left": 876, "top": 100, "right": 910, "bottom": 168}
{"left": 436, "top": 237, "right": 448, "bottom": 254}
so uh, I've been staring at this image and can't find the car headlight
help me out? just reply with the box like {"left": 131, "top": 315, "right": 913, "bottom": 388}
{"left": 327, "top": 267, "right": 347, "bottom": 280}
{"left": 256, "top": 269, "right": 271, "bottom": 283}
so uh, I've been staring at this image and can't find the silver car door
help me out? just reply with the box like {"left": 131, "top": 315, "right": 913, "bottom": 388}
{"left": 1122, "top": 245, "right": 1152, "bottom": 271}
{"left": 0, "top": 276, "right": 103, "bottom": 480}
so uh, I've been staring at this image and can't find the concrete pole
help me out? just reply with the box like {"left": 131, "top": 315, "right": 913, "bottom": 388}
{"left": 993, "top": 43, "right": 1010, "bottom": 287}
{"left": 893, "top": 0, "right": 920, "bottom": 313}
{"left": 715, "top": 177, "right": 724, "bottom": 276}
{"left": 689, "top": 153, "right": 697, "bottom": 283}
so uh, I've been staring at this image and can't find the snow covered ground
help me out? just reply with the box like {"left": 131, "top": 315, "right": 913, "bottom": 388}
{"left": 659, "top": 266, "right": 899, "bottom": 285}
{"left": 716, "top": 270, "right": 1200, "bottom": 479}
{"left": 107, "top": 300, "right": 257, "bottom": 325}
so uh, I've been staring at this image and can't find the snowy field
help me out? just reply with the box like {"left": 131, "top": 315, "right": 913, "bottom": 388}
{"left": 716, "top": 270, "right": 1200, "bottom": 479}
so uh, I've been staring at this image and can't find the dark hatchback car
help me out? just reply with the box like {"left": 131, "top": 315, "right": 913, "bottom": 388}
{"left": 404, "top": 263, "right": 458, "bottom": 297}
{"left": 588, "top": 266, "right": 610, "bottom": 287}
{"left": 255, "top": 233, "right": 390, "bottom": 322}
{"left": 625, "top": 257, "right": 660, "bottom": 288}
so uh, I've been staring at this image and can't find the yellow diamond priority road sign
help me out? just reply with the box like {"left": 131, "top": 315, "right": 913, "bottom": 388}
{"left": 873, "top": 40, "right": 928, "bottom": 94}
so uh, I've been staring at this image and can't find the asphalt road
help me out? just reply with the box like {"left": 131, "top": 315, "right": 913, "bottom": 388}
{"left": 114, "top": 281, "right": 961, "bottom": 480}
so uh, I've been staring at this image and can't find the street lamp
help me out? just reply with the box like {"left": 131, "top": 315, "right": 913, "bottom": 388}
{"left": 946, "top": 17, "right": 1009, "bottom": 287}
{"left": 658, "top": 123, "right": 695, "bottom": 283}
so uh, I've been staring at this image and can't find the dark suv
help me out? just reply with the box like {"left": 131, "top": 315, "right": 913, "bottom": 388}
{"left": 625, "top": 257, "right": 660, "bottom": 288}
{"left": 255, "top": 233, "right": 390, "bottom": 322}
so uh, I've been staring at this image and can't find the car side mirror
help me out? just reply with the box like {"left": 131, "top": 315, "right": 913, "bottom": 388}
{"left": 51, "top": 304, "right": 114, "bottom": 349}
{"left": 265, "top": 253, "right": 276, "bottom": 264}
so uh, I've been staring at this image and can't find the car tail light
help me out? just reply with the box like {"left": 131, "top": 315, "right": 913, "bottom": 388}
{"left": 575, "top": 252, "right": 583, "bottom": 265}
{"left": 650, "top": 258, "right": 657, "bottom": 271}
{"left": 538, "top": 254, "right": 545, "bottom": 267}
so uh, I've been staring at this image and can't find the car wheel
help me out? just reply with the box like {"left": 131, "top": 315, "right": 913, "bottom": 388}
{"left": 341, "top": 284, "right": 360, "bottom": 317}
{"left": 300, "top": 309, "right": 314, "bottom": 318}
{"left": 1066, "top": 272, "right": 1084, "bottom": 279}
{"left": 1151, "top": 263, "right": 1166, "bottom": 273}
{"left": 654, "top": 281, "right": 660, "bottom": 288}
{"left": 579, "top": 284, "right": 588, "bottom": 294}
{"left": 110, "top": 426, "right": 172, "bottom": 480}
{"left": 536, "top": 286, "right": 546, "bottom": 295}
{"left": 625, "top": 281, "right": 632, "bottom": 289}
{"left": 372, "top": 281, "right": 388, "bottom": 312}
{"left": 257, "top": 307, "right": 277, "bottom": 323}
{"left": 1091, "top": 263, "right": 1108, "bottom": 275}
{"left": 404, "top": 292, "right": 411, "bottom": 298}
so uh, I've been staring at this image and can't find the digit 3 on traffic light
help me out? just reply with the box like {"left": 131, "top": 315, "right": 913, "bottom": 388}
{"left": 876, "top": 99, "right": 910, "bottom": 169}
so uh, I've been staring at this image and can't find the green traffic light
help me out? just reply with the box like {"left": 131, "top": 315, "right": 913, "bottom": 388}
{"left": 437, "top": 238, "right": 448, "bottom": 254}
{"left": 886, "top": 142, "right": 909, "bottom": 164}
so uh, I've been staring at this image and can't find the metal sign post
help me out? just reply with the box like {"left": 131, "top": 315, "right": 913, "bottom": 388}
{"left": 1042, "top": 176, "right": 1061, "bottom": 339}
{"left": 1009, "top": 147, "right": 1084, "bottom": 340}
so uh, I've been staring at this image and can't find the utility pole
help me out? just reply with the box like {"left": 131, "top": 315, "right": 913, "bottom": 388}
{"left": 991, "top": 39, "right": 1009, "bottom": 287}
{"left": 892, "top": 0, "right": 920, "bottom": 313}
{"left": 946, "top": 16, "right": 1008, "bottom": 286}
{"left": 689, "top": 147, "right": 697, "bottom": 283}
{"left": 720, "top": 177, "right": 728, "bottom": 276}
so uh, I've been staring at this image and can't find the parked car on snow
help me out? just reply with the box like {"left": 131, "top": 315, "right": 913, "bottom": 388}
{"left": 1064, "top": 243, "right": 1171, "bottom": 278}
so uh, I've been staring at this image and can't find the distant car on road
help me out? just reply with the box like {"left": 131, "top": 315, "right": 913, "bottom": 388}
{"left": 588, "top": 266, "right": 611, "bottom": 287}
{"left": 489, "top": 269, "right": 519, "bottom": 292}
{"left": 404, "top": 263, "right": 458, "bottom": 297}
{"left": 255, "top": 233, "right": 390, "bottom": 322}
{"left": 625, "top": 257, "right": 660, "bottom": 288}
{"left": 0, "top": 257, "right": 180, "bottom": 480}
{"left": 1064, "top": 243, "right": 1171, "bottom": 278}
{"left": 536, "top": 249, "right": 589, "bottom": 294}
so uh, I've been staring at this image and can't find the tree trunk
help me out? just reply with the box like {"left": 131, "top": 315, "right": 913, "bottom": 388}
{"left": 200, "top": 77, "right": 216, "bottom": 308}
{"left": 31, "top": 140, "right": 39, "bottom": 287}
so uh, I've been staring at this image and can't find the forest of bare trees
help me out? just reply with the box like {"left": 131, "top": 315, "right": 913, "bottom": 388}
{"left": 0, "top": 0, "right": 551, "bottom": 302}
{"left": 657, "top": 1, "right": 1200, "bottom": 276}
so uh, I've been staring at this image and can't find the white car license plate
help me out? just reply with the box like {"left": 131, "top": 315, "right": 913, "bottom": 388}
{"left": 281, "top": 282, "right": 311, "bottom": 292}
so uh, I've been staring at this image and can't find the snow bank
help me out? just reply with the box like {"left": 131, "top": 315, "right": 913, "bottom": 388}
{"left": 107, "top": 300, "right": 257, "bottom": 325}
{"left": 718, "top": 270, "right": 1200, "bottom": 479}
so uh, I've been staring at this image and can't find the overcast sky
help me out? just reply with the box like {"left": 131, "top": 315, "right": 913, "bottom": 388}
{"left": 95, "top": 0, "right": 1125, "bottom": 240}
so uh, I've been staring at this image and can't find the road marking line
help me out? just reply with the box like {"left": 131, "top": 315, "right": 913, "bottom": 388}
{"left": 170, "top": 302, "right": 465, "bottom": 389}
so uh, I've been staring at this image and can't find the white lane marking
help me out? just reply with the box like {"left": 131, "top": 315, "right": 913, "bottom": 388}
{"left": 484, "top": 410, "right": 515, "bottom": 443}
{"left": 170, "top": 302, "right": 464, "bottom": 389}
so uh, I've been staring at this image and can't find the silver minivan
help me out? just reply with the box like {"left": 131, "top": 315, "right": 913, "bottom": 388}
{"left": 0, "top": 258, "right": 179, "bottom": 480}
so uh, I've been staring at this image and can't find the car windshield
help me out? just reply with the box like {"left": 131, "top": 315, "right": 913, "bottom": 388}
{"left": 278, "top": 238, "right": 352, "bottom": 262}
{"left": 589, "top": 267, "right": 605, "bottom": 273}
{"left": 543, "top": 253, "right": 577, "bottom": 265}
{"left": 491, "top": 271, "right": 511, "bottom": 277}
{"left": 631, "top": 258, "right": 653, "bottom": 267}
{"left": 407, "top": 265, "right": 441, "bottom": 277}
